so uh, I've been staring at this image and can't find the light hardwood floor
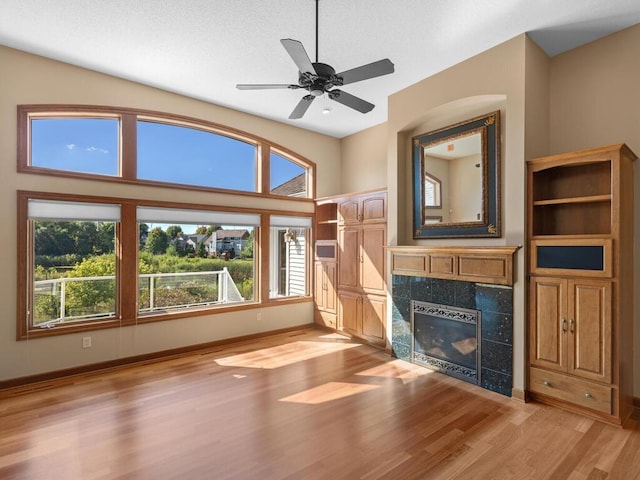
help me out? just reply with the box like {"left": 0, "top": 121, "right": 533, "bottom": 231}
{"left": 1, "top": 327, "right": 639, "bottom": 479}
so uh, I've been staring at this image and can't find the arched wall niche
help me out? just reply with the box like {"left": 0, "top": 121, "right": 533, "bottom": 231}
{"left": 396, "top": 94, "right": 507, "bottom": 246}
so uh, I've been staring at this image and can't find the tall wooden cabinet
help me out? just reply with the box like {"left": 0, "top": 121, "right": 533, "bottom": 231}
{"left": 527, "top": 144, "right": 636, "bottom": 426}
{"left": 314, "top": 189, "right": 387, "bottom": 348}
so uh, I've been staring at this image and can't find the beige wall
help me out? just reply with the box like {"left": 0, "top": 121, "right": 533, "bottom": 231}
{"left": 548, "top": 24, "right": 640, "bottom": 396}
{"left": 340, "top": 122, "right": 388, "bottom": 193}
{"left": 385, "top": 34, "right": 528, "bottom": 392}
{"left": 0, "top": 45, "right": 340, "bottom": 382}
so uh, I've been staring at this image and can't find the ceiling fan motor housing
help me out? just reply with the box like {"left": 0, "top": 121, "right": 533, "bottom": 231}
{"left": 300, "top": 62, "right": 343, "bottom": 96}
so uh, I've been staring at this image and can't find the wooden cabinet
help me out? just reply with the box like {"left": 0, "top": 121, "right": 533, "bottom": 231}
{"left": 315, "top": 189, "right": 387, "bottom": 347}
{"left": 338, "top": 291, "right": 386, "bottom": 347}
{"left": 338, "top": 192, "right": 386, "bottom": 225}
{"left": 314, "top": 260, "right": 337, "bottom": 328}
{"left": 526, "top": 144, "right": 636, "bottom": 426}
{"left": 337, "top": 224, "right": 386, "bottom": 295}
{"left": 530, "top": 277, "right": 611, "bottom": 383}
{"left": 336, "top": 190, "right": 387, "bottom": 347}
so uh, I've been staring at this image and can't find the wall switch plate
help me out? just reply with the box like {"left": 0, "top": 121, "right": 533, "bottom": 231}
{"left": 82, "top": 336, "right": 92, "bottom": 348}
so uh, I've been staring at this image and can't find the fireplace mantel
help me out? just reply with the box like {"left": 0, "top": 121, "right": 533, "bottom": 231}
{"left": 387, "top": 246, "right": 520, "bottom": 286}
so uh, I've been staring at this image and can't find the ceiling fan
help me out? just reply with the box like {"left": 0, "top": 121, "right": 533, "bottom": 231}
{"left": 236, "top": 0, "right": 395, "bottom": 119}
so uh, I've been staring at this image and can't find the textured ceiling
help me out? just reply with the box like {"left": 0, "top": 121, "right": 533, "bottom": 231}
{"left": 1, "top": 0, "right": 639, "bottom": 138}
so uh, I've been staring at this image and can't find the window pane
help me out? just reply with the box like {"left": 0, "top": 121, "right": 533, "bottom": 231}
{"left": 137, "top": 121, "right": 256, "bottom": 191}
{"left": 31, "top": 118, "right": 119, "bottom": 175}
{"left": 32, "top": 218, "right": 117, "bottom": 326}
{"left": 138, "top": 214, "right": 255, "bottom": 314}
{"left": 269, "top": 226, "right": 307, "bottom": 298}
{"left": 270, "top": 152, "right": 306, "bottom": 197}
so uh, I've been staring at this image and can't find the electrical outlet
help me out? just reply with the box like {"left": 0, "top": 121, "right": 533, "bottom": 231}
{"left": 82, "top": 336, "right": 92, "bottom": 348}
{"left": 257, "top": 313, "right": 262, "bottom": 321}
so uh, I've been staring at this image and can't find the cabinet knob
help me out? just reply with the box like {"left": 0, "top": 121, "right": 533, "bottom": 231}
{"left": 584, "top": 392, "right": 592, "bottom": 399}
{"left": 561, "top": 318, "right": 567, "bottom": 333}
{"left": 569, "top": 319, "right": 575, "bottom": 334}
{"left": 543, "top": 380, "right": 551, "bottom": 387}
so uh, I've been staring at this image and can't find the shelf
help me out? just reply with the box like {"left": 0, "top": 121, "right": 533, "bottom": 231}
{"left": 317, "top": 219, "right": 338, "bottom": 225}
{"left": 533, "top": 194, "right": 611, "bottom": 206}
{"left": 531, "top": 234, "right": 612, "bottom": 241}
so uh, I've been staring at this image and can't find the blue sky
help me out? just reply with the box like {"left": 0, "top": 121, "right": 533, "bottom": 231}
{"left": 31, "top": 118, "right": 304, "bottom": 191}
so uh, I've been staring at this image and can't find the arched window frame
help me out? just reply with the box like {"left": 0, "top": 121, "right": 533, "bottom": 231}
{"left": 18, "top": 105, "right": 315, "bottom": 199}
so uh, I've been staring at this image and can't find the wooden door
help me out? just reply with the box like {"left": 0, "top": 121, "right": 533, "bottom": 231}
{"left": 361, "top": 195, "right": 386, "bottom": 223}
{"left": 339, "top": 291, "right": 360, "bottom": 336}
{"left": 314, "top": 262, "right": 326, "bottom": 310}
{"left": 339, "top": 200, "right": 360, "bottom": 224}
{"left": 567, "top": 279, "right": 612, "bottom": 383}
{"left": 324, "top": 262, "right": 337, "bottom": 313}
{"left": 530, "top": 277, "right": 567, "bottom": 372}
{"left": 338, "top": 227, "right": 359, "bottom": 290}
{"left": 361, "top": 294, "right": 386, "bottom": 346}
{"left": 360, "top": 224, "right": 386, "bottom": 294}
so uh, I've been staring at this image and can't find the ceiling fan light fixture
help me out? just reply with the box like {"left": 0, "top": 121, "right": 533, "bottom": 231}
{"left": 235, "top": 0, "right": 394, "bottom": 119}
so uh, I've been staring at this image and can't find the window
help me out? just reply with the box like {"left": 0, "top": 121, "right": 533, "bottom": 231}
{"left": 136, "top": 206, "right": 259, "bottom": 314}
{"left": 17, "top": 106, "right": 315, "bottom": 339}
{"left": 269, "top": 216, "right": 311, "bottom": 299}
{"left": 137, "top": 120, "right": 257, "bottom": 191}
{"left": 26, "top": 198, "right": 120, "bottom": 330}
{"left": 270, "top": 151, "right": 307, "bottom": 197}
{"left": 30, "top": 117, "right": 119, "bottom": 176}
{"left": 424, "top": 172, "right": 442, "bottom": 208}
{"left": 19, "top": 105, "right": 315, "bottom": 198}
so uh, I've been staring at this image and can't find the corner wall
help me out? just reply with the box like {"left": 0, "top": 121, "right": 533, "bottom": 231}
{"left": 548, "top": 24, "right": 640, "bottom": 396}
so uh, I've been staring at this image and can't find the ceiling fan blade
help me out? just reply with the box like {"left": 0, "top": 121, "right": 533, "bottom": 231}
{"left": 289, "top": 95, "right": 315, "bottom": 119}
{"left": 337, "top": 59, "right": 394, "bottom": 86}
{"left": 328, "top": 89, "right": 375, "bottom": 114}
{"left": 281, "top": 39, "right": 317, "bottom": 75}
{"left": 236, "top": 83, "right": 299, "bottom": 90}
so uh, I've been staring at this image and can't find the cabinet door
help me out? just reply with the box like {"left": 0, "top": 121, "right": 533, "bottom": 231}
{"left": 361, "top": 295, "right": 386, "bottom": 346}
{"left": 338, "top": 227, "right": 359, "bottom": 290}
{"left": 324, "top": 262, "right": 337, "bottom": 313}
{"left": 314, "top": 262, "right": 326, "bottom": 310}
{"left": 339, "top": 200, "right": 360, "bottom": 224}
{"left": 361, "top": 195, "right": 386, "bottom": 223}
{"left": 530, "top": 277, "right": 567, "bottom": 372}
{"left": 360, "top": 224, "right": 386, "bottom": 294}
{"left": 338, "top": 291, "right": 360, "bottom": 336}
{"left": 567, "top": 279, "right": 612, "bottom": 383}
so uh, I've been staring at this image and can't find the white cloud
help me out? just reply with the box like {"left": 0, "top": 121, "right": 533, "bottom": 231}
{"left": 66, "top": 143, "right": 76, "bottom": 150}
{"left": 85, "top": 146, "right": 109, "bottom": 154}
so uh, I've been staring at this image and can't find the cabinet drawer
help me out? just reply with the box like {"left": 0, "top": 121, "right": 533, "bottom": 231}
{"left": 529, "top": 367, "right": 612, "bottom": 414}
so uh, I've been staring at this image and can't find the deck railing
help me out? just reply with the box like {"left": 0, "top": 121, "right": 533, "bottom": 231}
{"left": 33, "top": 268, "right": 244, "bottom": 327}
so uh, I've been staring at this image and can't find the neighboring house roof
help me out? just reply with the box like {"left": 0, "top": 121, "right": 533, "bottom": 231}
{"left": 271, "top": 173, "right": 306, "bottom": 197}
{"left": 216, "top": 230, "right": 249, "bottom": 240}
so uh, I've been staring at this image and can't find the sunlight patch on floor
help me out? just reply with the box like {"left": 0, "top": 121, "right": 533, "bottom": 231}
{"left": 355, "top": 359, "right": 434, "bottom": 383}
{"left": 278, "top": 381, "right": 380, "bottom": 404}
{"left": 215, "top": 340, "right": 360, "bottom": 369}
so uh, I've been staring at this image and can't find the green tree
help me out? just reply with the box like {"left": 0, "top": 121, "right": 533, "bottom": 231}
{"left": 195, "top": 225, "right": 208, "bottom": 235}
{"left": 166, "top": 225, "right": 183, "bottom": 239}
{"left": 65, "top": 254, "right": 116, "bottom": 317}
{"left": 240, "top": 230, "right": 254, "bottom": 258}
{"left": 196, "top": 241, "right": 207, "bottom": 258}
{"left": 144, "top": 227, "right": 169, "bottom": 254}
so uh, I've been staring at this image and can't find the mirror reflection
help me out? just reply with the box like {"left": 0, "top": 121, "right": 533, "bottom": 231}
{"left": 423, "top": 132, "right": 483, "bottom": 223}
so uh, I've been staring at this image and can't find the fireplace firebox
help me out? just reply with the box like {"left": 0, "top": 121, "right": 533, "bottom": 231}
{"left": 411, "top": 300, "right": 481, "bottom": 385}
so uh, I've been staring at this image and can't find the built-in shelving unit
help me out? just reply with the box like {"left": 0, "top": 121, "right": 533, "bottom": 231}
{"left": 315, "top": 202, "right": 338, "bottom": 241}
{"left": 526, "top": 143, "right": 636, "bottom": 426}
